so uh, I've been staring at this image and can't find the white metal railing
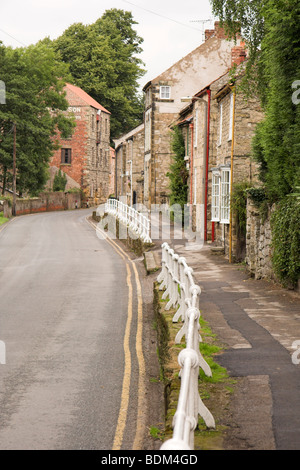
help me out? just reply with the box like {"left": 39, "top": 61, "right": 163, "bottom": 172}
{"left": 105, "top": 199, "right": 152, "bottom": 243}
{"left": 158, "top": 242, "right": 215, "bottom": 450}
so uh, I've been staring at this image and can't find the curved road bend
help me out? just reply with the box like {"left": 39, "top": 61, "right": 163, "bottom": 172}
{"left": 0, "top": 209, "right": 145, "bottom": 450}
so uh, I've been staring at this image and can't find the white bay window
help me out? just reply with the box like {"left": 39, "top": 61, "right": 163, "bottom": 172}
{"left": 211, "top": 166, "right": 231, "bottom": 224}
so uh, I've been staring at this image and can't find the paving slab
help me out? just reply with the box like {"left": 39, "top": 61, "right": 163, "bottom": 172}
{"left": 153, "top": 239, "right": 300, "bottom": 450}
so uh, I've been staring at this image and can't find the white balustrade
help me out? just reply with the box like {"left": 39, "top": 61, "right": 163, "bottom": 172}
{"left": 158, "top": 242, "right": 215, "bottom": 450}
{"left": 105, "top": 199, "right": 152, "bottom": 243}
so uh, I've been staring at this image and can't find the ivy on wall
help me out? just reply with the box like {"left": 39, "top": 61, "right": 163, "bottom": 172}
{"left": 271, "top": 197, "right": 300, "bottom": 288}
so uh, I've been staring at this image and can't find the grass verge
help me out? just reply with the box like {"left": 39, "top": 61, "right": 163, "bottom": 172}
{"left": 153, "top": 282, "right": 236, "bottom": 450}
{"left": 0, "top": 214, "right": 8, "bottom": 226}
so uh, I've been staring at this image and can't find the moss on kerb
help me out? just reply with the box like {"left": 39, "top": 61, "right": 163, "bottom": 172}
{"left": 153, "top": 281, "right": 236, "bottom": 450}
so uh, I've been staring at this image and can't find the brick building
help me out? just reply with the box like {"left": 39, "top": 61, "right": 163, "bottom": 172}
{"left": 50, "top": 83, "right": 111, "bottom": 205}
{"left": 114, "top": 123, "right": 145, "bottom": 206}
{"left": 142, "top": 22, "right": 244, "bottom": 208}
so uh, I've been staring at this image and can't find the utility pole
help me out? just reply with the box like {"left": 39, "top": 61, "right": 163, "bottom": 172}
{"left": 12, "top": 122, "right": 16, "bottom": 216}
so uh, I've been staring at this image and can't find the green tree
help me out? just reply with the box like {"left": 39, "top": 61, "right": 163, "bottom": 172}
{"left": 167, "top": 126, "right": 188, "bottom": 221}
{"left": 210, "top": 0, "right": 300, "bottom": 286}
{"left": 271, "top": 197, "right": 300, "bottom": 287}
{"left": 54, "top": 9, "right": 146, "bottom": 140}
{"left": 210, "top": 0, "right": 300, "bottom": 201}
{"left": 0, "top": 41, "right": 75, "bottom": 196}
{"left": 251, "top": 0, "right": 300, "bottom": 202}
{"left": 53, "top": 169, "right": 67, "bottom": 192}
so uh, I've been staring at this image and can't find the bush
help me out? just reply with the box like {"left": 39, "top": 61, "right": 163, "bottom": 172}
{"left": 271, "top": 196, "right": 300, "bottom": 287}
{"left": 53, "top": 170, "right": 67, "bottom": 192}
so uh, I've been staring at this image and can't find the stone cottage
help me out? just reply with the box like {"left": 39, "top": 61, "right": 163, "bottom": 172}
{"left": 142, "top": 21, "right": 245, "bottom": 209}
{"left": 50, "top": 83, "right": 111, "bottom": 206}
{"left": 114, "top": 123, "right": 145, "bottom": 206}
{"left": 211, "top": 69, "right": 264, "bottom": 260}
{"left": 176, "top": 56, "right": 264, "bottom": 260}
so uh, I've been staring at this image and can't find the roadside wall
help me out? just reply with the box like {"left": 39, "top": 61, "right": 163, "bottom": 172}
{"left": 3, "top": 192, "right": 81, "bottom": 218}
{"left": 245, "top": 197, "right": 274, "bottom": 280}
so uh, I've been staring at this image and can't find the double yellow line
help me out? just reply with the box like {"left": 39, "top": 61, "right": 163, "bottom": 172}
{"left": 87, "top": 217, "right": 146, "bottom": 450}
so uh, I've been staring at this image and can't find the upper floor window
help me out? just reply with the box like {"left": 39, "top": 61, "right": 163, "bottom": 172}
{"left": 160, "top": 86, "right": 171, "bottom": 100}
{"left": 218, "top": 102, "right": 223, "bottom": 146}
{"left": 228, "top": 93, "right": 234, "bottom": 140}
{"left": 194, "top": 109, "right": 198, "bottom": 147}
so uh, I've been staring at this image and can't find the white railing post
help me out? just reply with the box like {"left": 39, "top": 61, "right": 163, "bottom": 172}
{"left": 104, "top": 199, "right": 152, "bottom": 244}
{"left": 157, "top": 242, "right": 215, "bottom": 450}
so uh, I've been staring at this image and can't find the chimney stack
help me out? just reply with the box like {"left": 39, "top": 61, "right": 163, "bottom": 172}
{"left": 231, "top": 46, "right": 247, "bottom": 67}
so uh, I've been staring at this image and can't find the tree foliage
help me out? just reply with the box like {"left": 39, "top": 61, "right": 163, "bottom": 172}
{"left": 53, "top": 9, "right": 146, "bottom": 140}
{"left": 271, "top": 197, "right": 300, "bottom": 287}
{"left": 0, "top": 41, "right": 75, "bottom": 196}
{"left": 53, "top": 169, "right": 67, "bottom": 192}
{"left": 251, "top": 0, "right": 300, "bottom": 202}
{"left": 210, "top": 0, "right": 300, "bottom": 285}
{"left": 167, "top": 126, "right": 188, "bottom": 213}
{"left": 210, "top": 0, "right": 300, "bottom": 202}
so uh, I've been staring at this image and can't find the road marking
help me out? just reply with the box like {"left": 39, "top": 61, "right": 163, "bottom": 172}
{"left": 132, "top": 261, "right": 147, "bottom": 450}
{"left": 87, "top": 217, "right": 147, "bottom": 450}
{"left": 112, "top": 263, "right": 132, "bottom": 450}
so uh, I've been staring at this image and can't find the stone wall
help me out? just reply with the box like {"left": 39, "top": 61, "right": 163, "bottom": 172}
{"left": 114, "top": 124, "right": 145, "bottom": 205}
{"left": 245, "top": 198, "right": 274, "bottom": 280}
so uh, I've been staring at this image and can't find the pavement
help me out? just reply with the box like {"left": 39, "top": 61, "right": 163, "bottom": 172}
{"left": 146, "top": 236, "right": 300, "bottom": 450}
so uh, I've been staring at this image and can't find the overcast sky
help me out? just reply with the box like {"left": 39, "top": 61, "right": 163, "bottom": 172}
{"left": 0, "top": 0, "right": 217, "bottom": 91}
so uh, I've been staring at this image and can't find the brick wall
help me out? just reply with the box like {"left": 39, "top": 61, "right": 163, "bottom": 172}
{"left": 3, "top": 192, "right": 81, "bottom": 218}
{"left": 50, "top": 87, "right": 111, "bottom": 207}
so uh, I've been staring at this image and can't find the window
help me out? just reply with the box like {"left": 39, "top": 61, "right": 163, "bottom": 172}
{"left": 61, "top": 148, "right": 71, "bottom": 164}
{"left": 211, "top": 172, "right": 220, "bottom": 221}
{"left": 194, "top": 110, "right": 198, "bottom": 147}
{"left": 194, "top": 167, "right": 197, "bottom": 205}
{"left": 145, "top": 109, "right": 151, "bottom": 152}
{"left": 218, "top": 102, "right": 223, "bottom": 146}
{"left": 220, "top": 168, "right": 230, "bottom": 223}
{"left": 160, "top": 86, "right": 171, "bottom": 100}
{"left": 228, "top": 93, "right": 234, "bottom": 140}
{"left": 211, "top": 167, "right": 231, "bottom": 224}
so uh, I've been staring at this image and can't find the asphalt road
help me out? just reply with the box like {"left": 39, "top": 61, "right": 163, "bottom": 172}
{"left": 0, "top": 209, "right": 146, "bottom": 450}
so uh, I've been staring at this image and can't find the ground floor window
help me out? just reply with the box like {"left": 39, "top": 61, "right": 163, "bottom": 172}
{"left": 61, "top": 148, "right": 71, "bottom": 164}
{"left": 211, "top": 166, "right": 231, "bottom": 224}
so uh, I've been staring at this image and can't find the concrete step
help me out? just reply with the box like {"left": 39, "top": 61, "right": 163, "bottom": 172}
{"left": 143, "top": 250, "right": 161, "bottom": 274}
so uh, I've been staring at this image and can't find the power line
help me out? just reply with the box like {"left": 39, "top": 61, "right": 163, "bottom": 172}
{"left": 121, "top": 0, "right": 203, "bottom": 32}
{"left": 0, "top": 28, "right": 27, "bottom": 47}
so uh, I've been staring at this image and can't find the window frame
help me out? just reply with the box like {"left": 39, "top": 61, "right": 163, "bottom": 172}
{"left": 61, "top": 148, "right": 72, "bottom": 165}
{"left": 194, "top": 109, "right": 198, "bottom": 148}
{"left": 228, "top": 93, "right": 234, "bottom": 141}
{"left": 211, "top": 167, "right": 231, "bottom": 224}
{"left": 220, "top": 168, "right": 231, "bottom": 224}
{"left": 159, "top": 85, "right": 171, "bottom": 100}
{"left": 218, "top": 102, "right": 223, "bottom": 146}
{"left": 211, "top": 171, "right": 220, "bottom": 222}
